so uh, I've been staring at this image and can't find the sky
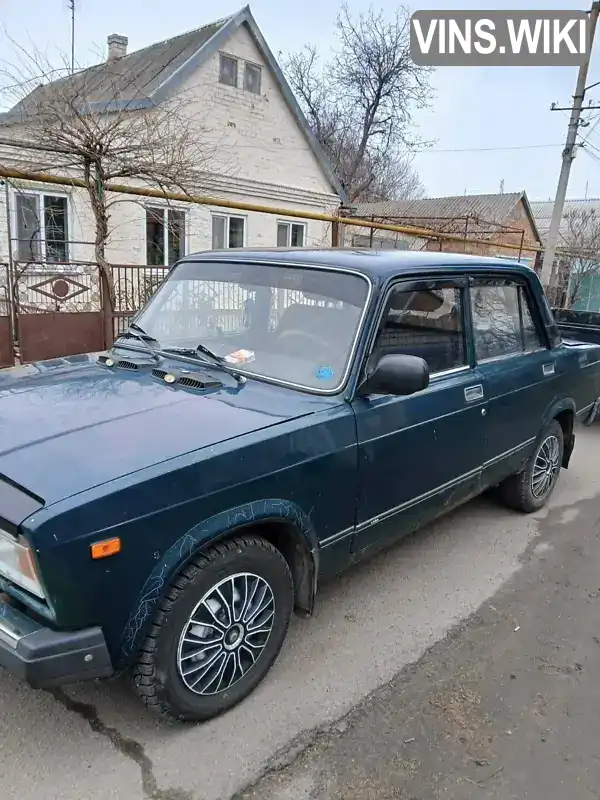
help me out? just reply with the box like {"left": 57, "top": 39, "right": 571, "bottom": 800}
{"left": 1, "top": 0, "right": 600, "bottom": 202}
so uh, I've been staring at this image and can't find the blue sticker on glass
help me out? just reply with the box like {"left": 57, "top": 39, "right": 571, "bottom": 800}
{"left": 316, "top": 365, "right": 334, "bottom": 380}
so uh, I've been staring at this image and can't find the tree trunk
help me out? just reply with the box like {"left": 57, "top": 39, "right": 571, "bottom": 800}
{"left": 84, "top": 158, "right": 115, "bottom": 347}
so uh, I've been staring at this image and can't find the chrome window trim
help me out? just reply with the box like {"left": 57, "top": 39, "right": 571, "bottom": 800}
{"left": 429, "top": 364, "right": 472, "bottom": 380}
{"left": 141, "top": 258, "right": 374, "bottom": 397}
{"left": 475, "top": 346, "right": 548, "bottom": 366}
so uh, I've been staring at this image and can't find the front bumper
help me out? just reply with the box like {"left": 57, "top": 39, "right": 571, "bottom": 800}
{"left": 0, "top": 596, "right": 113, "bottom": 687}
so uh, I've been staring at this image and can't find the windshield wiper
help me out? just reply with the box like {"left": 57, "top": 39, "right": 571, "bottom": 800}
{"left": 161, "top": 343, "right": 245, "bottom": 383}
{"left": 115, "top": 323, "right": 160, "bottom": 361}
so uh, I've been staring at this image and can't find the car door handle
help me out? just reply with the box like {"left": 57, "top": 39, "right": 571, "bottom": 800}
{"left": 464, "top": 384, "right": 484, "bottom": 402}
{"left": 543, "top": 363, "right": 555, "bottom": 376}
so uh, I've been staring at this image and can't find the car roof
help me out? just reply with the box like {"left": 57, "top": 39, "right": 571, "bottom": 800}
{"left": 182, "top": 247, "right": 536, "bottom": 280}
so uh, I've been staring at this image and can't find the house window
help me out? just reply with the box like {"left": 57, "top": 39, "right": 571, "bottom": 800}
{"left": 212, "top": 214, "right": 245, "bottom": 249}
{"left": 219, "top": 54, "right": 238, "bottom": 87}
{"left": 244, "top": 62, "right": 261, "bottom": 94}
{"left": 277, "top": 222, "right": 305, "bottom": 247}
{"left": 146, "top": 207, "right": 185, "bottom": 266}
{"left": 14, "top": 192, "right": 69, "bottom": 263}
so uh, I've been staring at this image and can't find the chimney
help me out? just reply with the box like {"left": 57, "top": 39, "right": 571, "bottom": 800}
{"left": 107, "top": 34, "right": 128, "bottom": 62}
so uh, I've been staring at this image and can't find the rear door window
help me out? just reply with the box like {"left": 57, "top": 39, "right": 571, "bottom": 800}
{"left": 519, "top": 286, "right": 544, "bottom": 351}
{"left": 471, "top": 279, "right": 544, "bottom": 361}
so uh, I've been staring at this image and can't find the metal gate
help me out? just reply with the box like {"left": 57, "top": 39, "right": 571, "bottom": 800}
{"left": 0, "top": 261, "right": 169, "bottom": 368}
{"left": 11, "top": 261, "right": 106, "bottom": 363}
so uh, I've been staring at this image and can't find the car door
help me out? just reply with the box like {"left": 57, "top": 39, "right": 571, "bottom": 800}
{"left": 469, "top": 275, "right": 558, "bottom": 486}
{"left": 351, "top": 276, "right": 487, "bottom": 555}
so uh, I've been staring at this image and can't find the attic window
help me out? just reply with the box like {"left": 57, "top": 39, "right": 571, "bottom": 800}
{"left": 244, "top": 62, "right": 261, "bottom": 94}
{"left": 219, "top": 54, "right": 238, "bottom": 87}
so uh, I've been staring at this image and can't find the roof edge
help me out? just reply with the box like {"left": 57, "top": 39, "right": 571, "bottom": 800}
{"left": 150, "top": 5, "right": 347, "bottom": 203}
{"left": 516, "top": 190, "right": 542, "bottom": 245}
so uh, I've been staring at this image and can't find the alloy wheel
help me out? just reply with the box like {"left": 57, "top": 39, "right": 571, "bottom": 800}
{"left": 176, "top": 572, "right": 275, "bottom": 695}
{"left": 531, "top": 434, "right": 561, "bottom": 499}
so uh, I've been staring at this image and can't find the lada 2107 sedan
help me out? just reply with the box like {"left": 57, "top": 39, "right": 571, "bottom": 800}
{"left": 0, "top": 249, "right": 598, "bottom": 722}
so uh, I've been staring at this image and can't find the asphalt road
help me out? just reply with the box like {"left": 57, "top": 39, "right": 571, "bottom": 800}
{"left": 1, "top": 426, "right": 599, "bottom": 800}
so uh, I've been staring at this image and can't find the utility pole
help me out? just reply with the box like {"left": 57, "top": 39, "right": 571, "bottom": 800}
{"left": 541, "top": 1, "right": 600, "bottom": 291}
{"left": 68, "top": 0, "right": 75, "bottom": 73}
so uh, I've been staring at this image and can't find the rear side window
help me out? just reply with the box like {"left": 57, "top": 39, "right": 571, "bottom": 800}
{"left": 471, "top": 279, "right": 544, "bottom": 361}
{"left": 373, "top": 283, "right": 466, "bottom": 374}
{"left": 519, "top": 287, "right": 544, "bottom": 351}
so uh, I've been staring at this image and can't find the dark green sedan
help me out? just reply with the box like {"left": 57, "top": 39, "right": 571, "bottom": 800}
{"left": 0, "top": 249, "right": 598, "bottom": 722}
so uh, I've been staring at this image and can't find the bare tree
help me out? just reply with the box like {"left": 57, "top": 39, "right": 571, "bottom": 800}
{"left": 283, "top": 3, "right": 432, "bottom": 203}
{"left": 558, "top": 209, "right": 600, "bottom": 308}
{"left": 0, "top": 38, "right": 229, "bottom": 301}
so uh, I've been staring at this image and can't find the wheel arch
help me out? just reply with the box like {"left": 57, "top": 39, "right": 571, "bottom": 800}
{"left": 119, "top": 499, "right": 318, "bottom": 667}
{"left": 542, "top": 397, "right": 576, "bottom": 468}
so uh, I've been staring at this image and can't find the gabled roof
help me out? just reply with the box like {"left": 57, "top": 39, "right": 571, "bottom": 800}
{"left": 531, "top": 198, "right": 600, "bottom": 242}
{"left": 351, "top": 191, "right": 541, "bottom": 242}
{"left": 2, "top": 6, "right": 346, "bottom": 201}
{"left": 7, "top": 19, "right": 228, "bottom": 113}
{"left": 353, "top": 192, "right": 520, "bottom": 220}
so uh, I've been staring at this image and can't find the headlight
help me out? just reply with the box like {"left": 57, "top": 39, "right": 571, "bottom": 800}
{"left": 0, "top": 529, "right": 45, "bottom": 599}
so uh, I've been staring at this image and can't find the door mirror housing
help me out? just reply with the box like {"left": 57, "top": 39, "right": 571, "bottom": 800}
{"left": 359, "top": 353, "right": 429, "bottom": 397}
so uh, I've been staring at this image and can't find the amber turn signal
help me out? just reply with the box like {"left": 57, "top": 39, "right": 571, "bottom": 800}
{"left": 90, "top": 537, "right": 121, "bottom": 559}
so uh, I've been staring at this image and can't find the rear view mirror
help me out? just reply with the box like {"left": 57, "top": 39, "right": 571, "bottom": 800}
{"left": 359, "top": 354, "right": 429, "bottom": 396}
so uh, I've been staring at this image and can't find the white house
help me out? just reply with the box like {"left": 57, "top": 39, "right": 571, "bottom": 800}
{"left": 0, "top": 5, "right": 344, "bottom": 270}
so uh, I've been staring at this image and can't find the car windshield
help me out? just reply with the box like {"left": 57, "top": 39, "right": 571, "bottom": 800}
{"left": 133, "top": 260, "right": 370, "bottom": 391}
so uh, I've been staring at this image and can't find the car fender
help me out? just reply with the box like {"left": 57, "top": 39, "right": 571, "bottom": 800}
{"left": 540, "top": 395, "right": 577, "bottom": 467}
{"left": 119, "top": 498, "right": 318, "bottom": 665}
{"left": 541, "top": 395, "right": 576, "bottom": 431}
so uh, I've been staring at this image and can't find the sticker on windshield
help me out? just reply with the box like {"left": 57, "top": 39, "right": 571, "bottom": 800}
{"left": 224, "top": 348, "right": 255, "bottom": 365}
{"left": 316, "top": 365, "right": 334, "bottom": 380}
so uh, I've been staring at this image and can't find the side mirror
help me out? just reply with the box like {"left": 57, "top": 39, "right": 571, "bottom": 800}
{"left": 359, "top": 353, "right": 429, "bottom": 397}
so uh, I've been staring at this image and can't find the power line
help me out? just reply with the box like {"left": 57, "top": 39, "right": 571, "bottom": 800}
{"left": 415, "top": 143, "right": 562, "bottom": 154}
{"left": 581, "top": 113, "right": 600, "bottom": 142}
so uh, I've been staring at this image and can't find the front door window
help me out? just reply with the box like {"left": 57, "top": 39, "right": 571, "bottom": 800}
{"left": 372, "top": 284, "right": 467, "bottom": 375}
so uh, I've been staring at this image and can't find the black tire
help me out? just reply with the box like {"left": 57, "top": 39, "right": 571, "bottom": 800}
{"left": 132, "top": 535, "right": 293, "bottom": 722}
{"left": 497, "top": 420, "right": 564, "bottom": 513}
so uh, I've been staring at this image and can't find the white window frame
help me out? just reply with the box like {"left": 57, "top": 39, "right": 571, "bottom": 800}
{"left": 244, "top": 61, "right": 262, "bottom": 94}
{"left": 11, "top": 188, "right": 71, "bottom": 263}
{"left": 277, "top": 220, "right": 306, "bottom": 247}
{"left": 145, "top": 205, "right": 187, "bottom": 266}
{"left": 211, "top": 213, "right": 247, "bottom": 249}
{"left": 219, "top": 53, "right": 239, "bottom": 87}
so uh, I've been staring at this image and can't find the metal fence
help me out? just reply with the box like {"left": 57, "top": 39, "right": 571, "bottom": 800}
{"left": 0, "top": 260, "right": 174, "bottom": 366}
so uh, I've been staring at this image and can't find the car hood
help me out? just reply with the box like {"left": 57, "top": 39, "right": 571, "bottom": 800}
{"left": 0, "top": 355, "right": 320, "bottom": 506}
